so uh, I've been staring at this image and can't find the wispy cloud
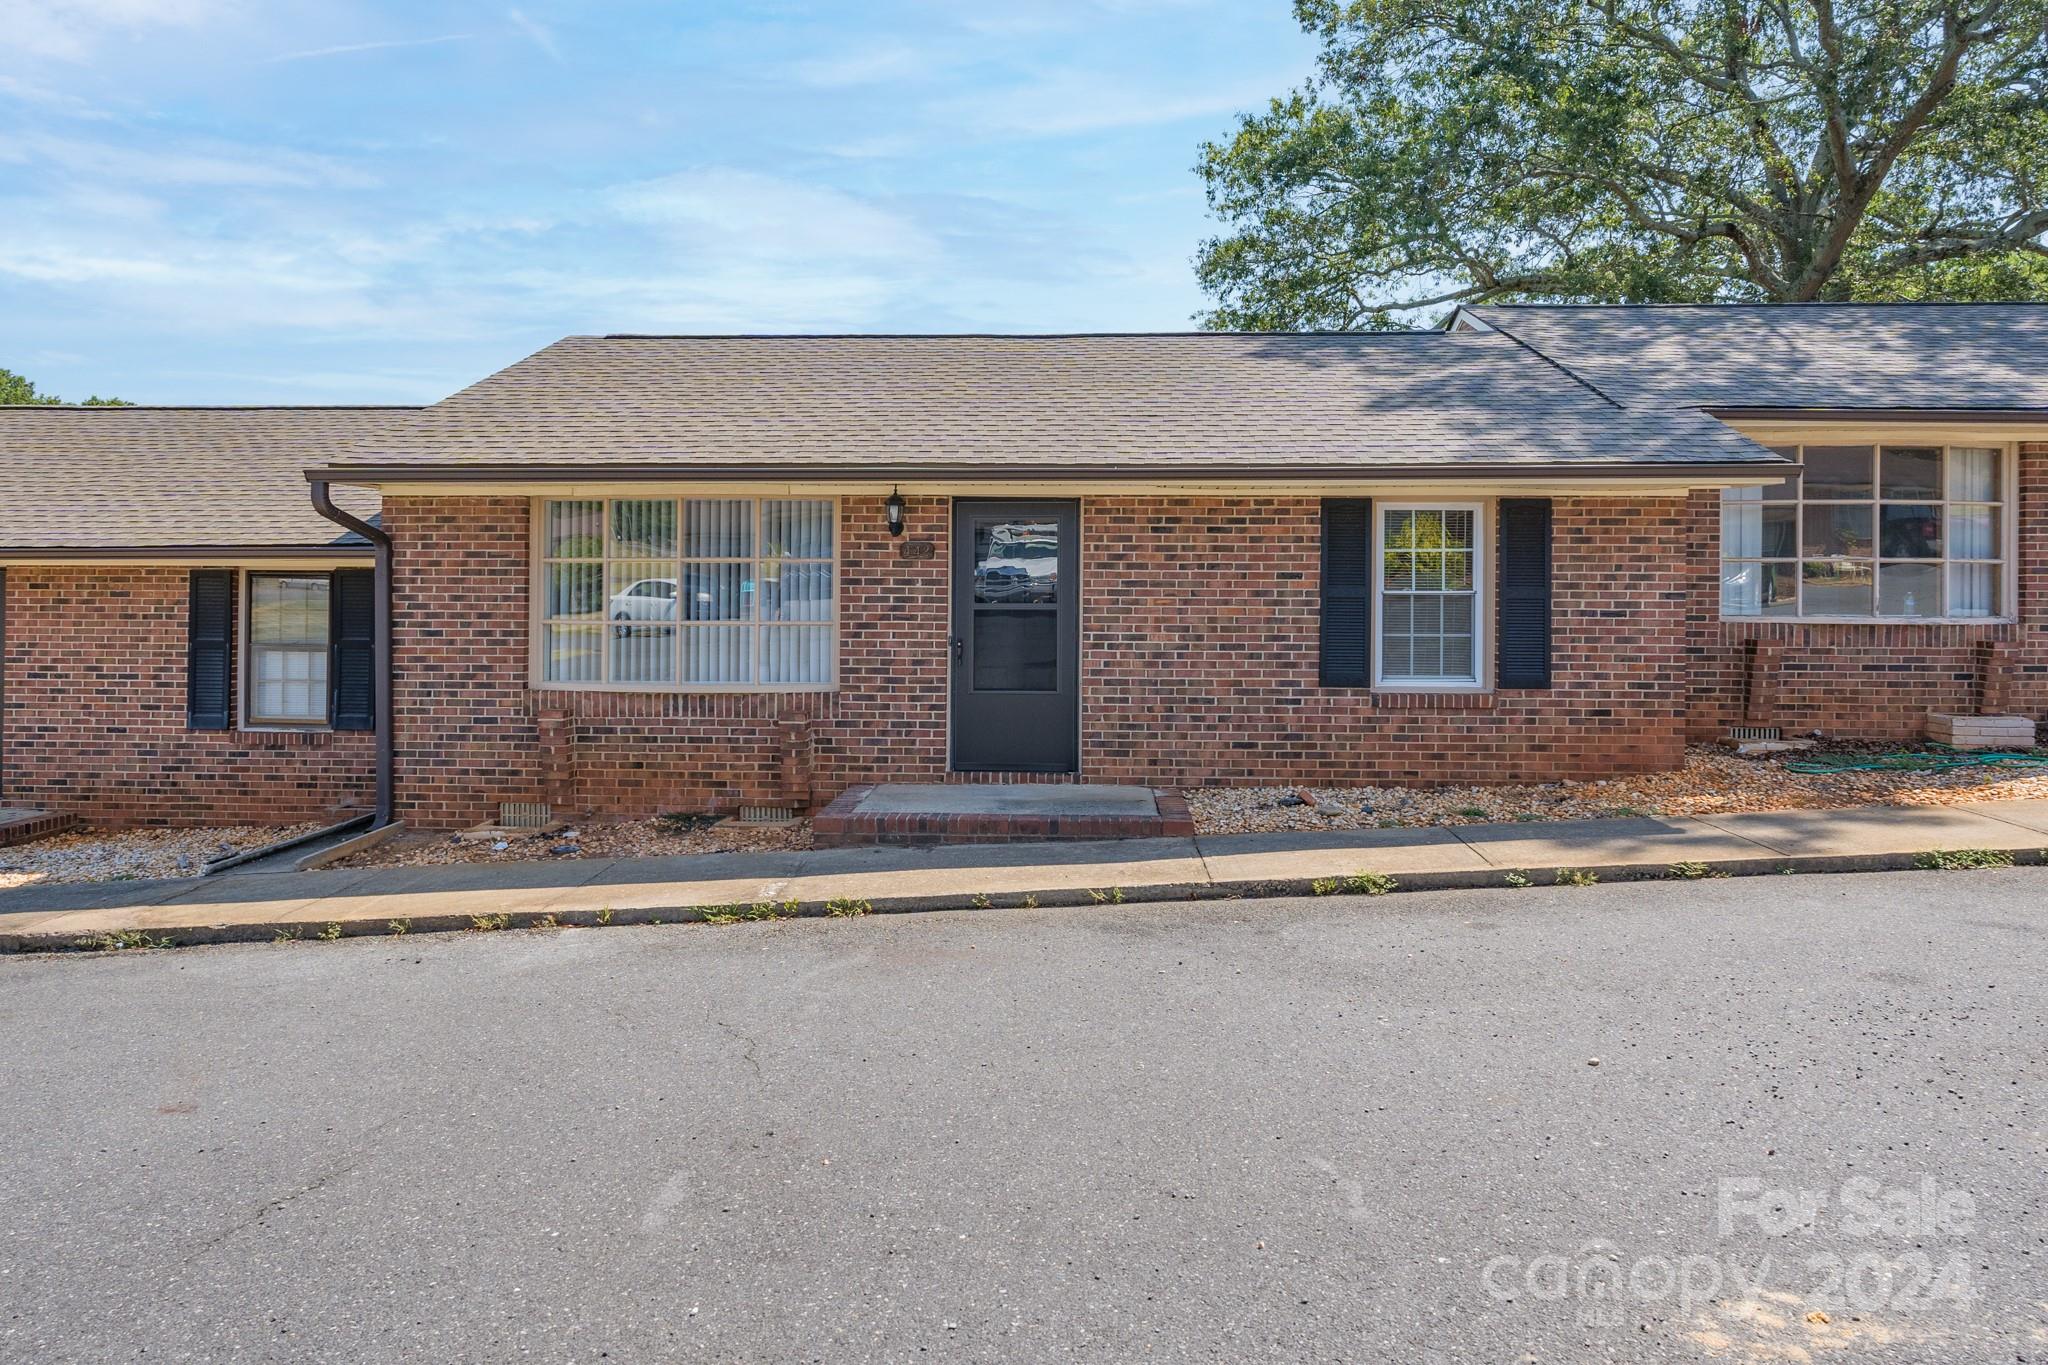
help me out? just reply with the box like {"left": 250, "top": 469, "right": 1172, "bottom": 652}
{"left": 934, "top": 67, "right": 1287, "bottom": 136}
{"left": 0, "top": 74, "right": 114, "bottom": 119}
{"left": 506, "top": 9, "right": 562, "bottom": 61}
{"left": 3, "top": 132, "right": 379, "bottom": 189}
{"left": 783, "top": 42, "right": 932, "bottom": 88}
{"left": 264, "top": 33, "right": 470, "bottom": 64}
{"left": 2, "top": 0, "right": 229, "bottom": 61}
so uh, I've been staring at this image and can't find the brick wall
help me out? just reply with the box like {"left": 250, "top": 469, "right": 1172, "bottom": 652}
{"left": 387, "top": 492, "right": 1692, "bottom": 828}
{"left": 0, "top": 567, "right": 375, "bottom": 826}
{"left": 386, "top": 493, "right": 954, "bottom": 829}
{"left": 1081, "top": 496, "right": 1691, "bottom": 786}
{"left": 1683, "top": 442, "right": 2048, "bottom": 740}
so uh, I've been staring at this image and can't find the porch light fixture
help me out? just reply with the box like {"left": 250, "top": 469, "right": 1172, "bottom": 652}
{"left": 885, "top": 488, "right": 906, "bottom": 537}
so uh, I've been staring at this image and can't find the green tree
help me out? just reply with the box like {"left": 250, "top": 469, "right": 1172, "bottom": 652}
{"left": 1197, "top": 0, "right": 2048, "bottom": 328}
{"left": 0, "top": 367, "right": 130, "bottom": 406}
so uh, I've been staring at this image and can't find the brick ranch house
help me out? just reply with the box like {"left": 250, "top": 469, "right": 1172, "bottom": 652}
{"left": 1, "top": 303, "right": 2042, "bottom": 832}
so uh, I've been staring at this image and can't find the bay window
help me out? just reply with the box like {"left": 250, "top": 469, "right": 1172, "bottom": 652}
{"left": 1722, "top": 444, "right": 2008, "bottom": 619}
{"left": 538, "top": 497, "right": 837, "bottom": 690}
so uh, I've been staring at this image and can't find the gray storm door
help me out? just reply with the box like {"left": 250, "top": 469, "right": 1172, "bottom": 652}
{"left": 950, "top": 500, "right": 1080, "bottom": 772}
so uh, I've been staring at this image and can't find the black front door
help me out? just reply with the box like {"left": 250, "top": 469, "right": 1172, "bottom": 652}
{"left": 951, "top": 500, "right": 1079, "bottom": 772}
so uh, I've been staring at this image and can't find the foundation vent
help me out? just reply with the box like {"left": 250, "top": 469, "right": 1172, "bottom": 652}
{"left": 498, "top": 801, "right": 555, "bottom": 829}
{"left": 1725, "top": 725, "right": 1782, "bottom": 743}
{"left": 737, "top": 803, "right": 799, "bottom": 825}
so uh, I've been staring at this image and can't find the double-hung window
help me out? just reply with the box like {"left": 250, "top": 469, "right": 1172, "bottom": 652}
{"left": 1376, "top": 504, "right": 1483, "bottom": 687}
{"left": 538, "top": 497, "right": 837, "bottom": 690}
{"left": 1721, "top": 444, "right": 2008, "bottom": 619}
{"left": 246, "top": 573, "right": 331, "bottom": 725}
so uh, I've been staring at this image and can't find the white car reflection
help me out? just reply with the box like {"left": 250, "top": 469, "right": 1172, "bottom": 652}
{"left": 609, "top": 578, "right": 678, "bottom": 620}
{"left": 976, "top": 527, "right": 1058, "bottom": 602}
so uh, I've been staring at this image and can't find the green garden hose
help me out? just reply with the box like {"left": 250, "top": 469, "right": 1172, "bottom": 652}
{"left": 1782, "top": 749, "right": 2048, "bottom": 775}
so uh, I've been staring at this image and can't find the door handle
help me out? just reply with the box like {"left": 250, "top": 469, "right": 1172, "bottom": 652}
{"left": 950, "top": 636, "right": 964, "bottom": 665}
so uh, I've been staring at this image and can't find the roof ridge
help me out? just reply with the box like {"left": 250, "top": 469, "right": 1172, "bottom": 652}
{"left": 1473, "top": 300, "right": 2048, "bottom": 311}
{"left": 592, "top": 330, "right": 1467, "bottom": 340}
{"left": 0, "top": 404, "right": 424, "bottom": 412}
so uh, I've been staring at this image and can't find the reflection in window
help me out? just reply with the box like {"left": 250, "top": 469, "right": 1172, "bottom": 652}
{"left": 1379, "top": 507, "right": 1479, "bottom": 685}
{"left": 1722, "top": 445, "right": 2005, "bottom": 618}
{"left": 248, "top": 574, "right": 330, "bottom": 724}
{"left": 540, "top": 498, "right": 835, "bottom": 688}
{"left": 974, "top": 521, "right": 1059, "bottom": 603}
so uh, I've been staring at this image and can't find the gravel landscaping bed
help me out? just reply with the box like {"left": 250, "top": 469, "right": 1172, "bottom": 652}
{"left": 0, "top": 824, "right": 322, "bottom": 889}
{"left": 334, "top": 815, "right": 813, "bottom": 868}
{"left": 1186, "top": 743, "right": 2048, "bottom": 835}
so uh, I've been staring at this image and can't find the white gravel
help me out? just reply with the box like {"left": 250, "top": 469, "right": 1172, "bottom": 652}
{"left": 0, "top": 825, "right": 318, "bottom": 889}
{"left": 1187, "top": 743, "right": 2048, "bottom": 835}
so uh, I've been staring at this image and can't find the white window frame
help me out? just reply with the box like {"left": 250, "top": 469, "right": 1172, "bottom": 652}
{"left": 1372, "top": 500, "right": 1489, "bottom": 691}
{"left": 1719, "top": 442, "right": 2017, "bottom": 623}
{"left": 530, "top": 496, "right": 841, "bottom": 694}
{"left": 241, "top": 570, "right": 333, "bottom": 730}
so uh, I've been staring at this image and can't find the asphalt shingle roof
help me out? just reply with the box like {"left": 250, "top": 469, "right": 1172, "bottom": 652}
{"left": 331, "top": 331, "right": 1778, "bottom": 475}
{"left": 0, "top": 407, "right": 398, "bottom": 552}
{"left": 1465, "top": 303, "right": 2048, "bottom": 411}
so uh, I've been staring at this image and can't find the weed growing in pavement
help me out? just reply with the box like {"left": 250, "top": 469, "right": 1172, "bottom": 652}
{"left": 74, "top": 929, "right": 172, "bottom": 952}
{"left": 1554, "top": 868, "right": 1599, "bottom": 887}
{"left": 825, "top": 897, "right": 872, "bottom": 918}
{"left": 272, "top": 926, "right": 302, "bottom": 943}
{"left": 468, "top": 913, "right": 510, "bottom": 932}
{"left": 702, "top": 905, "right": 745, "bottom": 925}
{"left": 1913, "top": 848, "right": 2014, "bottom": 871}
{"left": 387, "top": 918, "right": 411, "bottom": 936}
{"left": 1021, "top": 893, "right": 1039, "bottom": 909}
{"left": 1503, "top": 871, "right": 1533, "bottom": 888}
{"left": 972, "top": 893, "right": 993, "bottom": 910}
{"left": 316, "top": 922, "right": 344, "bottom": 941}
{"left": 595, "top": 906, "right": 614, "bottom": 926}
{"left": 533, "top": 914, "right": 559, "bottom": 930}
{"left": 1667, "top": 861, "right": 1728, "bottom": 880}
{"left": 1109, "top": 887, "right": 1125, "bottom": 903}
{"left": 1313, "top": 872, "right": 1399, "bottom": 897}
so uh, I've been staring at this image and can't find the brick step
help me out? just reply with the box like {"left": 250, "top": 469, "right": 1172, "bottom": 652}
{"left": 0, "top": 809, "right": 79, "bottom": 848}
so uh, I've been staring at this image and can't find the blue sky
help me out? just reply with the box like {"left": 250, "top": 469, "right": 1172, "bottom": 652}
{"left": 0, "top": 1, "right": 1316, "bottom": 403}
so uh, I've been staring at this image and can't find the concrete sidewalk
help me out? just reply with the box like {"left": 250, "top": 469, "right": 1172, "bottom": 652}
{"left": 7, "top": 798, "right": 2048, "bottom": 949}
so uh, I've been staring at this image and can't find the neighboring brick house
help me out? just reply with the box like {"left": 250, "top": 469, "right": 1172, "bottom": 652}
{"left": 2, "top": 305, "right": 2043, "bottom": 831}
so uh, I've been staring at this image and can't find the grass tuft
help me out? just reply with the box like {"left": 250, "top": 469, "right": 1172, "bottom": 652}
{"left": 1912, "top": 847, "right": 2014, "bottom": 871}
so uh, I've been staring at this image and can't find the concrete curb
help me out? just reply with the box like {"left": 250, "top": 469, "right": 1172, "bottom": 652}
{"left": 7, "top": 845, "right": 2041, "bottom": 955}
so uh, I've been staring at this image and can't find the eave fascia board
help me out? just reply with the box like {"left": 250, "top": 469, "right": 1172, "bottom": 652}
{"left": 307, "top": 460, "right": 1789, "bottom": 491}
{"left": 0, "top": 544, "right": 375, "bottom": 567}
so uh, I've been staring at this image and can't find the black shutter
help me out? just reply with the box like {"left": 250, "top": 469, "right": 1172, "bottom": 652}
{"left": 329, "top": 568, "right": 376, "bottom": 731}
{"left": 187, "top": 570, "right": 234, "bottom": 730}
{"left": 1497, "top": 498, "right": 1553, "bottom": 689}
{"left": 1320, "top": 498, "right": 1373, "bottom": 687}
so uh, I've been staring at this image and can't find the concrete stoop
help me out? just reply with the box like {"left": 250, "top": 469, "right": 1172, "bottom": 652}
{"left": 814, "top": 783, "right": 1195, "bottom": 847}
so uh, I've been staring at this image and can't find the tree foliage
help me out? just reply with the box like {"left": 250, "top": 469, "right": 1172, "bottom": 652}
{"left": 1197, "top": 0, "right": 2048, "bottom": 328}
{"left": 0, "top": 367, "right": 130, "bottom": 406}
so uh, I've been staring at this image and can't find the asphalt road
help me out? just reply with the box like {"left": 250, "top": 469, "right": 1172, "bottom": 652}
{"left": 2, "top": 870, "right": 2043, "bottom": 1363}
